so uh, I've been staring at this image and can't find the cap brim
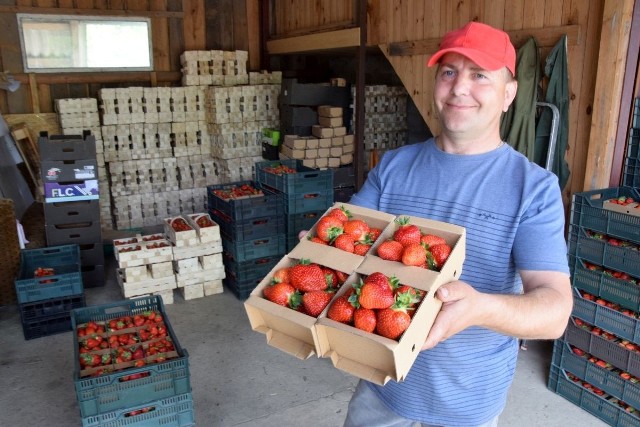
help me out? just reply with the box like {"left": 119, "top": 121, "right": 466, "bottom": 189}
{"left": 427, "top": 47, "right": 508, "bottom": 73}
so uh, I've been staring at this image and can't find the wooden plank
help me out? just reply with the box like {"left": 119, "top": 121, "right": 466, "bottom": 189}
{"left": 35, "top": 0, "right": 57, "bottom": 6}
{"left": 12, "top": 71, "right": 181, "bottom": 84}
{"left": 110, "top": 0, "right": 126, "bottom": 9}
{"left": 267, "top": 27, "right": 360, "bottom": 54}
{"left": 544, "top": 0, "right": 564, "bottom": 27}
{"left": 128, "top": 0, "right": 150, "bottom": 10}
{"left": 28, "top": 74, "right": 39, "bottom": 114}
{"left": 388, "top": 24, "right": 581, "bottom": 56}
{"left": 149, "top": 0, "right": 167, "bottom": 11}
{"left": 233, "top": 0, "right": 249, "bottom": 50}
{"left": 168, "top": 17, "right": 184, "bottom": 71}
{"left": 37, "top": 83, "right": 52, "bottom": 113}
{"left": 10, "top": 123, "right": 43, "bottom": 202}
{"left": 183, "top": 0, "right": 206, "bottom": 50}
{"left": 57, "top": 0, "right": 75, "bottom": 7}
{"left": 0, "top": 12, "right": 29, "bottom": 114}
{"left": 245, "top": 0, "right": 261, "bottom": 70}
{"left": 366, "top": 0, "right": 384, "bottom": 45}
{"left": 151, "top": 17, "right": 171, "bottom": 71}
{"left": 0, "top": 5, "right": 183, "bottom": 17}
{"left": 523, "top": 0, "right": 545, "bottom": 28}
{"left": 583, "top": 0, "right": 635, "bottom": 190}
{"left": 504, "top": 0, "right": 525, "bottom": 30}
{"left": 482, "top": 0, "right": 506, "bottom": 29}
{"left": 75, "top": 0, "right": 96, "bottom": 8}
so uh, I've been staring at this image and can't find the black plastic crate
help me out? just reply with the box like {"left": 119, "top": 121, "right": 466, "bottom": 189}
{"left": 19, "top": 293, "right": 85, "bottom": 322}
{"left": 223, "top": 254, "right": 280, "bottom": 282}
{"left": 45, "top": 220, "right": 102, "bottom": 247}
{"left": 569, "top": 187, "right": 640, "bottom": 244}
{"left": 221, "top": 234, "right": 286, "bottom": 263}
{"left": 21, "top": 312, "right": 73, "bottom": 340}
{"left": 286, "top": 210, "right": 324, "bottom": 237}
{"left": 564, "top": 319, "right": 640, "bottom": 379}
{"left": 570, "top": 255, "right": 640, "bottom": 313}
{"left": 262, "top": 186, "right": 333, "bottom": 215}
{"left": 81, "top": 264, "right": 105, "bottom": 288}
{"left": 334, "top": 186, "right": 356, "bottom": 203}
{"left": 332, "top": 165, "right": 355, "bottom": 188}
{"left": 255, "top": 159, "right": 333, "bottom": 194}
{"left": 548, "top": 364, "right": 640, "bottom": 427}
{"left": 210, "top": 209, "right": 285, "bottom": 242}
{"left": 41, "top": 158, "right": 99, "bottom": 183}
{"left": 567, "top": 226, "right": 640, "bottom": 278}
{"left": 79, "top": 243, "right": 105, "bottom": 267}
{"left": 81, "top": 392, "right": 195, "bottom": 427}
{"left": 43, "top": 200, "right": 101, "bottom": 225}
{"left": 38, "top": 132, "right": 97, "bottom": 161}
{"left": 224, "top": 274, "right": 262, "bottom": 300}
{"left": 15, "top": 244, "right": 83, "bottom": 304}
{"left": 207, "top": 180, "right": 283, "bottom": 221}
{"left": 552, "top": 339, "right": 640, "bottom": 410}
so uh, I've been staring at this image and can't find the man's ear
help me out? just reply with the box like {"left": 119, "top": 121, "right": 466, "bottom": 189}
{"left": 503, "top": 80, "right": 518, "bottom": 112}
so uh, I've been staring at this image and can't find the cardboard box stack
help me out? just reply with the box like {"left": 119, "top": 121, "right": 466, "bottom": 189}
{"left": 113, "top": 213, "right": 225, "bottom": 303}
{"left": 71, "top": 296, "right": 193, "bottom": 426}
{"left": 207, "top": 181, "right": 286, "bottom": 299}
{"left": 244, "top": 203, "right": 466, "bottom": 385}
{"left": 351, "top": 85, "right": 408, "bottom": 172}
{"left": 39, "top": 132, "right": 105, "bottom": 288}
{"left": 554, "top": 99, "right": 640, "bottom": 424}
{"left": 14, "top": 244, "right": 85, "bottom": 340}
{"left": 255, "top": 159, "right": 334, "bottom": 253}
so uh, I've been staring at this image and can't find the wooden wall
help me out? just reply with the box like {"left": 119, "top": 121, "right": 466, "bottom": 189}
{"left": 0, "top": 0, "right": 260, "bottom": 115}
{"left": 268, "top": 0, "right": 638, "bottom": 207}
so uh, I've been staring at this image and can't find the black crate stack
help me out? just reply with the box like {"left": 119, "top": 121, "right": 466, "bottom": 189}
{"left": 207, "top": 181, "right": 286, "bottom": 299}
{"left": 255, "top": 159, "right": 334, "bottom": 253}
{"left": 14, "top": 244, "right": 85, "bottom": 340}
{"left": 550, "top": 97, "right": 640, "bottom": 425}
{"left": 39, "top": 132, "right": 105, "bottom": 288}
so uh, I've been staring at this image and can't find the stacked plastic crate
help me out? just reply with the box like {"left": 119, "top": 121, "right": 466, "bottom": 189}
{"left": 39, "top": 132, "right": 105, "bottom": 288}
{"left": 14, "top": 244, "right": 85, "bottom": 339}
{"left": 207, "top": 181, "right": 286, "bottom": 299}
{"left": 71, "top": 296, "right": 193, "bottom": 426}
{"left": 254, "top": 159, "right": 334, "bottom": 253}
{"left": 551, "top": 98, "right": 640, "bottom": 425}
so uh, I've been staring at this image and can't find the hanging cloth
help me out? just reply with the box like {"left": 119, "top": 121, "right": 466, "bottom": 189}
{"left": 500, "top": 37, "right": 540, "bottom": 161}
{"left": 535, "top": 35, "right": 570, "bottom": 189}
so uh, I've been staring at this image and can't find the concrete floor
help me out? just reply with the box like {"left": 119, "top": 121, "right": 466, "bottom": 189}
{"left": 0, "top": 253, "right": 608, "bottom": 427}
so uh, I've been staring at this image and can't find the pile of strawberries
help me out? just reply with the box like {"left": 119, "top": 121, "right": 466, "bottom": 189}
{"left": 212, "top": 183, "right": 263, "bottom": 200}
{"left": 376, "top": 217, "right": 452, "bottom": 271}
{"left": 263, "top": 164, "right": 297, "bottom": 175}
{"left": 77, "top": 310, "right": 177, "bottom": 377}
{"left": 326, "top": 272, "right": 425, "bottom": 341}
{"left": 308, "top": 206, "right": 382, "bottom": 255}
{"left": 170, "top": 217, "right": 193, "bottom": 232}
{"left": 262, "top": 259, "right": 349, "bottom": 317}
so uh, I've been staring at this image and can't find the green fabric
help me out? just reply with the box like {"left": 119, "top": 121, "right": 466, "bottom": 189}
{"left": 500, "top": 37, "right": 540, "bottom": 161}
{"left": 535, "top": 35, "right": 570, "bottom": 189}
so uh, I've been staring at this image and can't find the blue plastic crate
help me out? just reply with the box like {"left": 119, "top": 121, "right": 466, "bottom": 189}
{"left": 262, "top": 186, "right": 333, "bottom": 214}
{"left": 15, "top": 244, "right": 83, "bottom": 304}
{"left": 223, "top": 254, "right": 280, "bottom": 282}
{"left": 19, "top": 293, "right": 85, "bottom": 322}
{"left": 81, "top": 392, "right": 195, "bottom": 427}
{"left": 548, "top": 364, "right": 640, "bottom": 427}
{"left": 255, "top": 159, "right": 333, "bottom": 194}
{"left": 207, "top": 180, "right": 283, "bottom": 221}
{"left": 221, "top": 234, "right": 286, "bottom": 263}
{"left": 552, "top": 339, "right": 640, "bottom": 410}
{"left": 210, "top": 208, "right": 285, "bottom": 242}
{"left": 570, "top": 187, "right": 640, "bottom": 244}
{"left": 286, "top": 210, "right": 324, "bottom": 237}
{"left": 71, "top": 296, "right": 191, "bottom": 418}
{"left": 21, "top": 311, "right": 73, "bottom": 340}
{"left": 568, "top": 226, "right": 640, "bottom": 278}
{"left": 570, "top": 255, "right": 640, "bottom": 313}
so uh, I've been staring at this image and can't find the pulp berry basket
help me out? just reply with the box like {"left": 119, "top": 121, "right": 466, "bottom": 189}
{"left": 15, "top": 244, "right": 83, "bottom": 304}
{"left": 254, "top": 159, "right": 333, "bottom": 194}
{"left": 71, "top": 296, "right": 191, "bottom": 418}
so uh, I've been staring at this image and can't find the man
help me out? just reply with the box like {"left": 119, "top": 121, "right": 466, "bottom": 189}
{"left": 344, "top": 21, "right": 572, "bottom": 426}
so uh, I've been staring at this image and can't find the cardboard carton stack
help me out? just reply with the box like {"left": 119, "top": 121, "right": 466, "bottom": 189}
{"left": 207, "top": 181, "right": 286, "bottom": 299}
{"left": 351, "top": 85, "right": 408, "bottom": 171}
{"left": 244, "top": 203, "right": 466, "bottom": 385}
{"left": 39, "top": 133, "right": 105, "bottom": 288}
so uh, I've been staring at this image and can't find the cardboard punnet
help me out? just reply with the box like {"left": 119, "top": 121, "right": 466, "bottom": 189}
{"left": 603, "top": 199, "right": 640, "bottom": 217}
{"left": 316, "top": 217, "right": 465, "bottom": 385}
{"left": 244, "top": 255, "right": 335, "bottom": 359}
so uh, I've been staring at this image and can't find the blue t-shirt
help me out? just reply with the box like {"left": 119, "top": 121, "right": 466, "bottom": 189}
{"left": 350, "top": 138, "right": 569, "bottom": 426}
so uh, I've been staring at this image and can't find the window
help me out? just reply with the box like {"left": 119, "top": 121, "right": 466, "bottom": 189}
{"left": 17, "top": 14, "right": 153, "bottom": 73}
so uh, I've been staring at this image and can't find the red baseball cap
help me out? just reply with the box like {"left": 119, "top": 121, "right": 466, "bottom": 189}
{"left": 427, "top": 21, "right": 516, "bottom": 76}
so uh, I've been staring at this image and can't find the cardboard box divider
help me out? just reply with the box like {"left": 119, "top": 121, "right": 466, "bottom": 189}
{"left": 244, "top": 203, "right": 466, "bottom": 384}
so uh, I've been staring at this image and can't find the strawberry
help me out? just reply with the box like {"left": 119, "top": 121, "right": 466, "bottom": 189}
{"left": 401, "top": 243, "right": 427, "bottom": 266}
{"left": 367, "top": 227, "right": 383, "bottom": 243}
{"left": 263, "top": 282, "right": 301, "bottom": 308}
{"left": 321, "top": 266, "right": 339, "bottom": 288}
{"left": 395, "top": 285, "right": 425, "bottom": 303}
{"left": 376, "top": 302, "right": 412, "bottom": 340}
{"left": 335, "top": 270, "right": 349, "bottom": 285}
{"left": 364, "top": 272, "right": 398, "bottom": 291}
{"left": 302, "top": 289, "right": 335, "bottom": 317}
{"left": 334, "top": 233, "right": 355, "bottom": 253}
{"left": 354, "top": 307, "right": 377, "bottom": 332}
{"left": 343, "top": 219, "right": 370, "bottom": 241}
{"left": 393, "top": 217, "right": 421, "bottom": 246}
{"left": 272, "top": 267, "right": 290, "bottom": 284}
{"left": 316, "top": 216, "right": 344, "bottom": 242}
{"left": 289, "top": 259, "right": 329, "bottom": 292}
{"left": 428, "top": 243, "right": 452, "bottom": 270}
{"left": 420, "top": 233, "right": 447, "bottom": 248}
{"left": 353, "top": 243, "right": 371, "bottom": 256}
{"left": 327, "top": 205, "right": 351, "bottom": 222}
{"left": 327, "top": 295, "right": 356, "bottom": 324}
{"left": 376, "top": 240, "right": 404, "bottom": 261}
{"left": 358, "top": 279, "right": 395, "bottom": 310}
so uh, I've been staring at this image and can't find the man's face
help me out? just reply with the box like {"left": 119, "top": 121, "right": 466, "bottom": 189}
{"left": 433, "top": 53, "right": 517, "bottom": 139}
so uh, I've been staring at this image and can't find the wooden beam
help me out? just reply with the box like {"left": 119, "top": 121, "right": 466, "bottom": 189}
{"left": 246, "top": 0, "right": 261, "bottom": 71}
{"left": 28, "top": 73, "right": 39, "bottom": 114}
{"left": 182, "top": 0, "right": 206, "bottom": 50}
{"left": 583, "top": 0, "right": 635, "bottom": 190}
{"left": 11, "top": 71, "right": 181, "bottom": 85}
{"left": 388, "top": 24, "right": 581, "bottom": 56}
{"left": 267, "top": 27, "right": 360, "bottom": 54}
{"left": 0, "top": 5, "right": 183, "bottom": 17}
